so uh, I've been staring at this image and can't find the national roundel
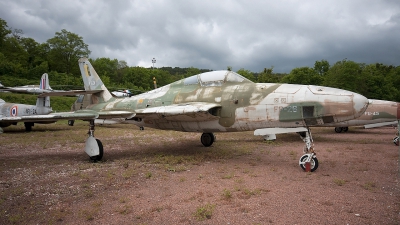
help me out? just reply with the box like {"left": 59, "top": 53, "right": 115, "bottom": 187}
{"left": 11, "top": 106, "right": 17, "bottom": 116}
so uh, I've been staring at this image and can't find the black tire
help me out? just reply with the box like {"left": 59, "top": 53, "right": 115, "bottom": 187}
{"left": 342, "top": 127, "right": 348, "bottom": 132}
{"left": 299, "top": 155, "right": 319, "bottom": 172}
{"left": 334, "top": 127, "right": 342, "bottom": 133}
{"left": 68, "top": 120, "right": 75, "bottom": 126}
{"left": 201, "top": 133, "right": 215, "bottom": 147}
{"left": 24, "top": 122, "right": 33, "bottom": 132}
{"left": 90, "top": 139, "right": 104, "bottom": 162}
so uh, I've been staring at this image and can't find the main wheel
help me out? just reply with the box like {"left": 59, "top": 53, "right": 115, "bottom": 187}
{"left": 334, "top": 127, "right": 343, "bottom": 133}
{"left": 201, "top": 133, "right": 215, "bottom": 147}
{"left": 68, "top": 120, "right": 75, "bottom": 126}
{"left": 90, "top": 139, "right": 104, "bottom": 162}
{"left": 299, "top": 154, "right": 319, "bottom": 172}
{"left": 24, "top": 122, "right": 33, "bottom": 132}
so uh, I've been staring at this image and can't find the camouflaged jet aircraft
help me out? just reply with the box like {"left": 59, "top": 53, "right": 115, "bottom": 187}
{"left": 38, "top": 57, "right": 371, "bottom": 172}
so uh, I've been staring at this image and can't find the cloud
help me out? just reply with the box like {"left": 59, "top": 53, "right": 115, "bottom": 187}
{"left": 1, "top": 0, "right": 399, "bottom": 73}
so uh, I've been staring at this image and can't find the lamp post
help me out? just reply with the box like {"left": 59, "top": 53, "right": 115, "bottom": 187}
{"left": 152, "top": 58, "right": 156, "bottom": 69}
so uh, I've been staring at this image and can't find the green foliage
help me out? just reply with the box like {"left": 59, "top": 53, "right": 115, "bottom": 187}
{"left": 257, "top": 67, "right": 282, "bottom": 83}
{"left": 281, "top": 67, "right": 323, "bottom": 85}
{"left": 236, "top": 68, "right": 256, "bottom": 82}
{"left": 0, "top": 17, "right": 399, "bottom": 102}
{"left": 193, "top": 203, "right": 215, "bottom": 221}
{"left": 46, "top": 29, "right": 90, "bottom": 75}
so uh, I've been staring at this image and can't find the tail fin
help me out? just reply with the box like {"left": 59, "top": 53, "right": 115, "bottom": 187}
{"left": 78, "top": 57, "right": 113, "bottom": 102}
{"left": 36, "top": 73, "right": 52, "bottom": 114}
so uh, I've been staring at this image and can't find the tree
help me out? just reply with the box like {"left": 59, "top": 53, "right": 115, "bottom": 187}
{"left": 47, "top": 29, "right": 90, "bottom": 75}
{"left": 314, "top": 60, "right": 330, "bottom": 75}
{"left": 236, "top": 68, "right": 256, "bottom": 82}
{"left": 0, "top": 18, "right": 11, "bottom": 50}
{"left": 281, "top": 67, "right": 323, "bottom": 85}
{"left": 257, "top": 67, "right": 281, "bottom": 83}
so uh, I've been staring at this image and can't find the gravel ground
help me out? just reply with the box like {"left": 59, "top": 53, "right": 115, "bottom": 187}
{"left": 0, "top": 122, "right": 399, "bottom": 224}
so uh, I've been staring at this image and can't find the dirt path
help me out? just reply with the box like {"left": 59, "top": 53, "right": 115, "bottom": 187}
{"left": 0, "top": 123, "right": 399, "bottom": 224}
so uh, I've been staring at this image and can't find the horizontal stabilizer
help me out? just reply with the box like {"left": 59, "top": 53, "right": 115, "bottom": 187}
{"left": 0, "top": 110, "right": 99, "bottom": 123}
{"left": 364, "top": 121, "right": 397, "bottom": 129}
{"left": 134, "top": 102, "right": 221, "bottom": 122}
{"left": 254, "top": 127, "right": 308, "bottom": 136}
{"left": 38, "top": 90, "right": 102, "bottom": 97}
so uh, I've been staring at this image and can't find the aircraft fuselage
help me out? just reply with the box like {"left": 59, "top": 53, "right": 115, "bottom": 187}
{"left": 85, "top": 71, "right": 369, "bottom": 133}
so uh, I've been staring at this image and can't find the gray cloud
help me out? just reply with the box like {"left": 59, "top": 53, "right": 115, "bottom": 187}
{"left": 1, "top": 0, "right": 399, "bottom": 73}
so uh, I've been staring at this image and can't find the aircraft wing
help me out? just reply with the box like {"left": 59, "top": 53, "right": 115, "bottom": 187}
{"left": 0, "top": 110, "right": 99, "bottom": 123}
{"left": 254, "top": 127, "right": 309, "bottom": 136}
{"left": 134, "top": 102, "right": 221, "bottom": 122}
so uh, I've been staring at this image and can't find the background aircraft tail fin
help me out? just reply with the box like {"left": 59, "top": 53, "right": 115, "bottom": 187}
{"left": 36, "top": 73, "right": 52, "bottom": 114}
{"left": 78, "top": 58, "right": 113, "bottom": 103}
{"left": 39, "top": 73, "right": 50, "bottom": 90}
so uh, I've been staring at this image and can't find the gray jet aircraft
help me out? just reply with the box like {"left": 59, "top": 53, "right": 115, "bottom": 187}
{"left": 0, "top": 73, "right": 97, "bottom": 132}
{"left": 0, "top": 73, "right": 53, "bottom": 94}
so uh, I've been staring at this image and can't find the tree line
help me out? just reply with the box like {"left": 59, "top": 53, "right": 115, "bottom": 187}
{"left": 1, "top": 18, "right": 399, "bottom": 102}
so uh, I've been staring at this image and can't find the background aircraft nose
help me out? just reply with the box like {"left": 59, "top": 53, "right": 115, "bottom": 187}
{"left": 353, "top": 93, "right": 369, "bottom": 118}
{"left": 397, "top": 103, "right": 400, "bottom": 120}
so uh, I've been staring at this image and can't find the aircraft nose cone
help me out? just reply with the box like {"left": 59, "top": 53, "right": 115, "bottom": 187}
{"left": 353, "top": 93, "right": 369, "bottom": 118}
{"left": 397, "top": 103, "right": 400, "bottom": 120}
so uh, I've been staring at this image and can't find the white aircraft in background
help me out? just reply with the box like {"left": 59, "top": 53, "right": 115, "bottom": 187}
{"left": 0, "top": 74, "right": 53, "bottom": 94}
{"left": 111, "top": 89, "right": 133, "bottom": 97}
{"left": 0, "top": 73, "right": 95, "bottom": 132}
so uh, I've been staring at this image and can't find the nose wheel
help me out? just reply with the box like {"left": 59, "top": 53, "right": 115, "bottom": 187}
{"left": 393, "top": 136, "right": 399, "bottom": 146}
{"left": 299, "top": 153, "right": 319, "bottom": 172}
{"left": 298, "top": 128, "right": 319, "bottom": 172}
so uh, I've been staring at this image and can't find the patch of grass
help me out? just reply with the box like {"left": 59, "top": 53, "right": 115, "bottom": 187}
{"left": 222, "top": 172, "right": 234, "bottom": 179}
{"left": 362, "top": 181, "right": 377, "bottom": 191}
{"left": 193, "top": 203, "right": 215, "bottom": 221}
{"left": 333, "top": 178, "right": 346, "bottom": 186}
{"left": 145, "top": 171, "right": 152, "bottom": 179}
{"left": 117, "top": 205, "right": 132, "bottom": 215}
{"left": 222, "top": 189, "right": 232, "bottom": 200}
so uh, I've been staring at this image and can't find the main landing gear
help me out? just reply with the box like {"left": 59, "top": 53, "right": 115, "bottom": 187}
{"left": 298, "top": 128, "right": 319, "bottom": 172}
{"left": 334, "top": 127, "right": 348, "bottom": 133}
{"left": 201, "top": 133, "right": 215, "bottom": 147}
{"left": 85, "top": 119, "right": 103, "bottom": 162}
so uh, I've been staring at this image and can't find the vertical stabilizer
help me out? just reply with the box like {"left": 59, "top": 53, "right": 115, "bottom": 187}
{"left": 78, "top": 58, "right": 113, "bottom": 102}
{"left": 36, "top": 73, "right": 52, "bottom": 114}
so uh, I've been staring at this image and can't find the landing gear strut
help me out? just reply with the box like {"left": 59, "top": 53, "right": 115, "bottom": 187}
{"left": 201, "top": 133, "right": 215, "bottom": 147}
{"left": 298, "top": 128, "right": 319, "bottom": 172}
{"left": 85, "top": 119, "right": 103, "bottom": 161}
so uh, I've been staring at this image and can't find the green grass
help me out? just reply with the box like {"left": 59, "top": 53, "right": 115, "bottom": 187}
{"left": 193, "top": 203, "right": 215, "bottom": 221}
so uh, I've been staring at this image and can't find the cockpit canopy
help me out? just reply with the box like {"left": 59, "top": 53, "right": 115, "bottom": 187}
{"left": 183, "top": 70, "right": 252, "bottom": 87}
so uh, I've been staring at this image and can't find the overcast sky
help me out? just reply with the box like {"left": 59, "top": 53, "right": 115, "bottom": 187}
{"left": 1, "top": 0, "right": 399, "bottom": 73}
